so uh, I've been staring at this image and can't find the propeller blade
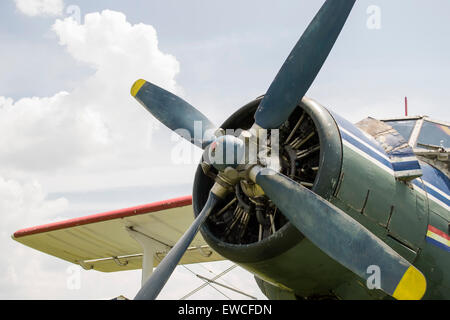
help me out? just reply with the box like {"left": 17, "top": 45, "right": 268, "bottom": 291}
{"left": 131, "top": 79, "right": 216, "bottom": 149}
{"left": 254, "top": 0, "right": 356, "bottom": 129}
{"left": 134, "top": 190, "right": 221, "bottom": 300}
{"left": 249, "top": 166, "right": 427, "bottom": 300}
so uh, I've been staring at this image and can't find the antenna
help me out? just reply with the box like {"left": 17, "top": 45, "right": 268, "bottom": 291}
{"left": 405, "top": 97, "right": 408, "bottom": 116}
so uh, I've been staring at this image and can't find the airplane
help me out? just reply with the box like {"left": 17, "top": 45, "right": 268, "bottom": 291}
{"left": 12, "top": 0, "right": 449, "bottom": 300}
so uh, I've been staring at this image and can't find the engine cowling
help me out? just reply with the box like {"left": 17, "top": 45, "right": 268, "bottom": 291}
{"left": 193, "top": 96, "right": 343, "bottom": 265}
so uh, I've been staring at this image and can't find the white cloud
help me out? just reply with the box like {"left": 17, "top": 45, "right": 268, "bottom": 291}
{"left": 0, "top": 93, "right": 110, "bottom": 172}
{"left": 14, "top": 0, "right": 64, "bottom": 17}
{"left": 52, "top": 10, "right": 180, "bottom": 91}
{"left": 1, "top": 8, "right": 266, "bottom": 301}
{"left": 0, "top": 176, "right": 68, "bottom": 229}
{"left": 0, "top": 175, "right": 70, "bottom": 299}
{"left": 2, "top": 9, "right": 219, "bottom": 300}
{"left": 0, "top": 9, "right": 188, "bottom": 191}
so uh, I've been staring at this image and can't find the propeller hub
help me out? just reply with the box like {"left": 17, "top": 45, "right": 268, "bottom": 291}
{"left": 205, "top": 134, "right": 246, "bottom": 172}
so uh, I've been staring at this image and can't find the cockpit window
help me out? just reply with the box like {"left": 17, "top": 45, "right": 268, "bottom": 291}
{"left": 417, "top": 121, "right": 449, "bottom": 149}
{"left": 384, "top": 120, "right": 417, "bottom": 141}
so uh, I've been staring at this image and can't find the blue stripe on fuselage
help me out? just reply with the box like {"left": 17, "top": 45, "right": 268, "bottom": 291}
{"left": 426, "top": 237, "right": 450, "bottom": 252}
{"left": 413, "top": 178, "right": 450, "bottom": 207}
{"left": 331, "top": 112, "right": 386, "bottom": 154}
{"left": 339, "top": 129, "right": 392, "bottom": 169}
{"left": 329, "top": 111, "right": 450, "bottom": 207}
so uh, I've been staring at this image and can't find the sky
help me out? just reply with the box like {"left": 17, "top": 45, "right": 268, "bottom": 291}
{"left": 1, "top": 0, "right": 449, "bottom": 300}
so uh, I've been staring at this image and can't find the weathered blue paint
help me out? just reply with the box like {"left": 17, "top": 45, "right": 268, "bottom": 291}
{"left": 254, "top": 0, "right": 356, "bottom": 129}
{"left": 134, "top": 81, "right": 216, "bottom": 149}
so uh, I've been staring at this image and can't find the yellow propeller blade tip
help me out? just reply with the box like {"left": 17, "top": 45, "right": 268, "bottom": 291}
{"left": 392, "top": 266, "right": 427, "bottom": 300}
{"left": 131, "top": 79, "right": 147, "bottom": 97}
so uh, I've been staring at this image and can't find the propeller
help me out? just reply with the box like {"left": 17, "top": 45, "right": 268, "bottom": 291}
{"left": 134, "top": 189, "right": 222, "bottom": 300}
{"left": 131, "top": 80, "right": 216, "bottom": 149}
{"left": 254, "top": 0, "right": 355, "bottom": 129}
{"left": 248, "top": 166, "right": 427, "bottom": 300}
{"left": 130, "top": 0, "right": 427, "bottom": 300}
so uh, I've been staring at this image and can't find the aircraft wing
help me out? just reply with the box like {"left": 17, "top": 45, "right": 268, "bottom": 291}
{"left": 11, "top": 196, "right": 225, "bottom": 272}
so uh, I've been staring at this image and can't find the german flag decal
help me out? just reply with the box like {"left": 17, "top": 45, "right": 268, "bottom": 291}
{"left": 426, "top": 225, "right": 450, "bottom": 252}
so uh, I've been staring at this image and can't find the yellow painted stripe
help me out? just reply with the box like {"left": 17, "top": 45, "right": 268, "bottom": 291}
{"left": 392, "top": 266, "right": 427, "bottom": 300}
{"left": 130, "top": 79, "right": 147, "bottom": 97}
{"left": 427, "top": 230, "right": 450, "bottom": 247}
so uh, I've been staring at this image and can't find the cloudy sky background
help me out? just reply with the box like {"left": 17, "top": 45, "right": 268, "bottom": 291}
{"left": 1, "top": 0, "right": 449, "bottom": 299}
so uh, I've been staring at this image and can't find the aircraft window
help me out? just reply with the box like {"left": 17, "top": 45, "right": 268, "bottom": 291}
{"left": 384, "top": 120, "right": 416, "bottom": 141}
{"left": 417, "top": 121, "right": 449, "bottom": 149}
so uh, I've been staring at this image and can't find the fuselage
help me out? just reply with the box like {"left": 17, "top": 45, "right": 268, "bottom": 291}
{"left": 195, "top": 97, "right": 449, "bottom": 300}
{"left": 328, "top": 112, "right": 449, "bottom": 299}
{"left": 255, "top": 109, "right": 449, "bottom": 299}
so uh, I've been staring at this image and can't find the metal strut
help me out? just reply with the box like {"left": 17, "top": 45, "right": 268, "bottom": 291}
{"left": 126, "top": 226, "right": 171, "bottom": 286}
